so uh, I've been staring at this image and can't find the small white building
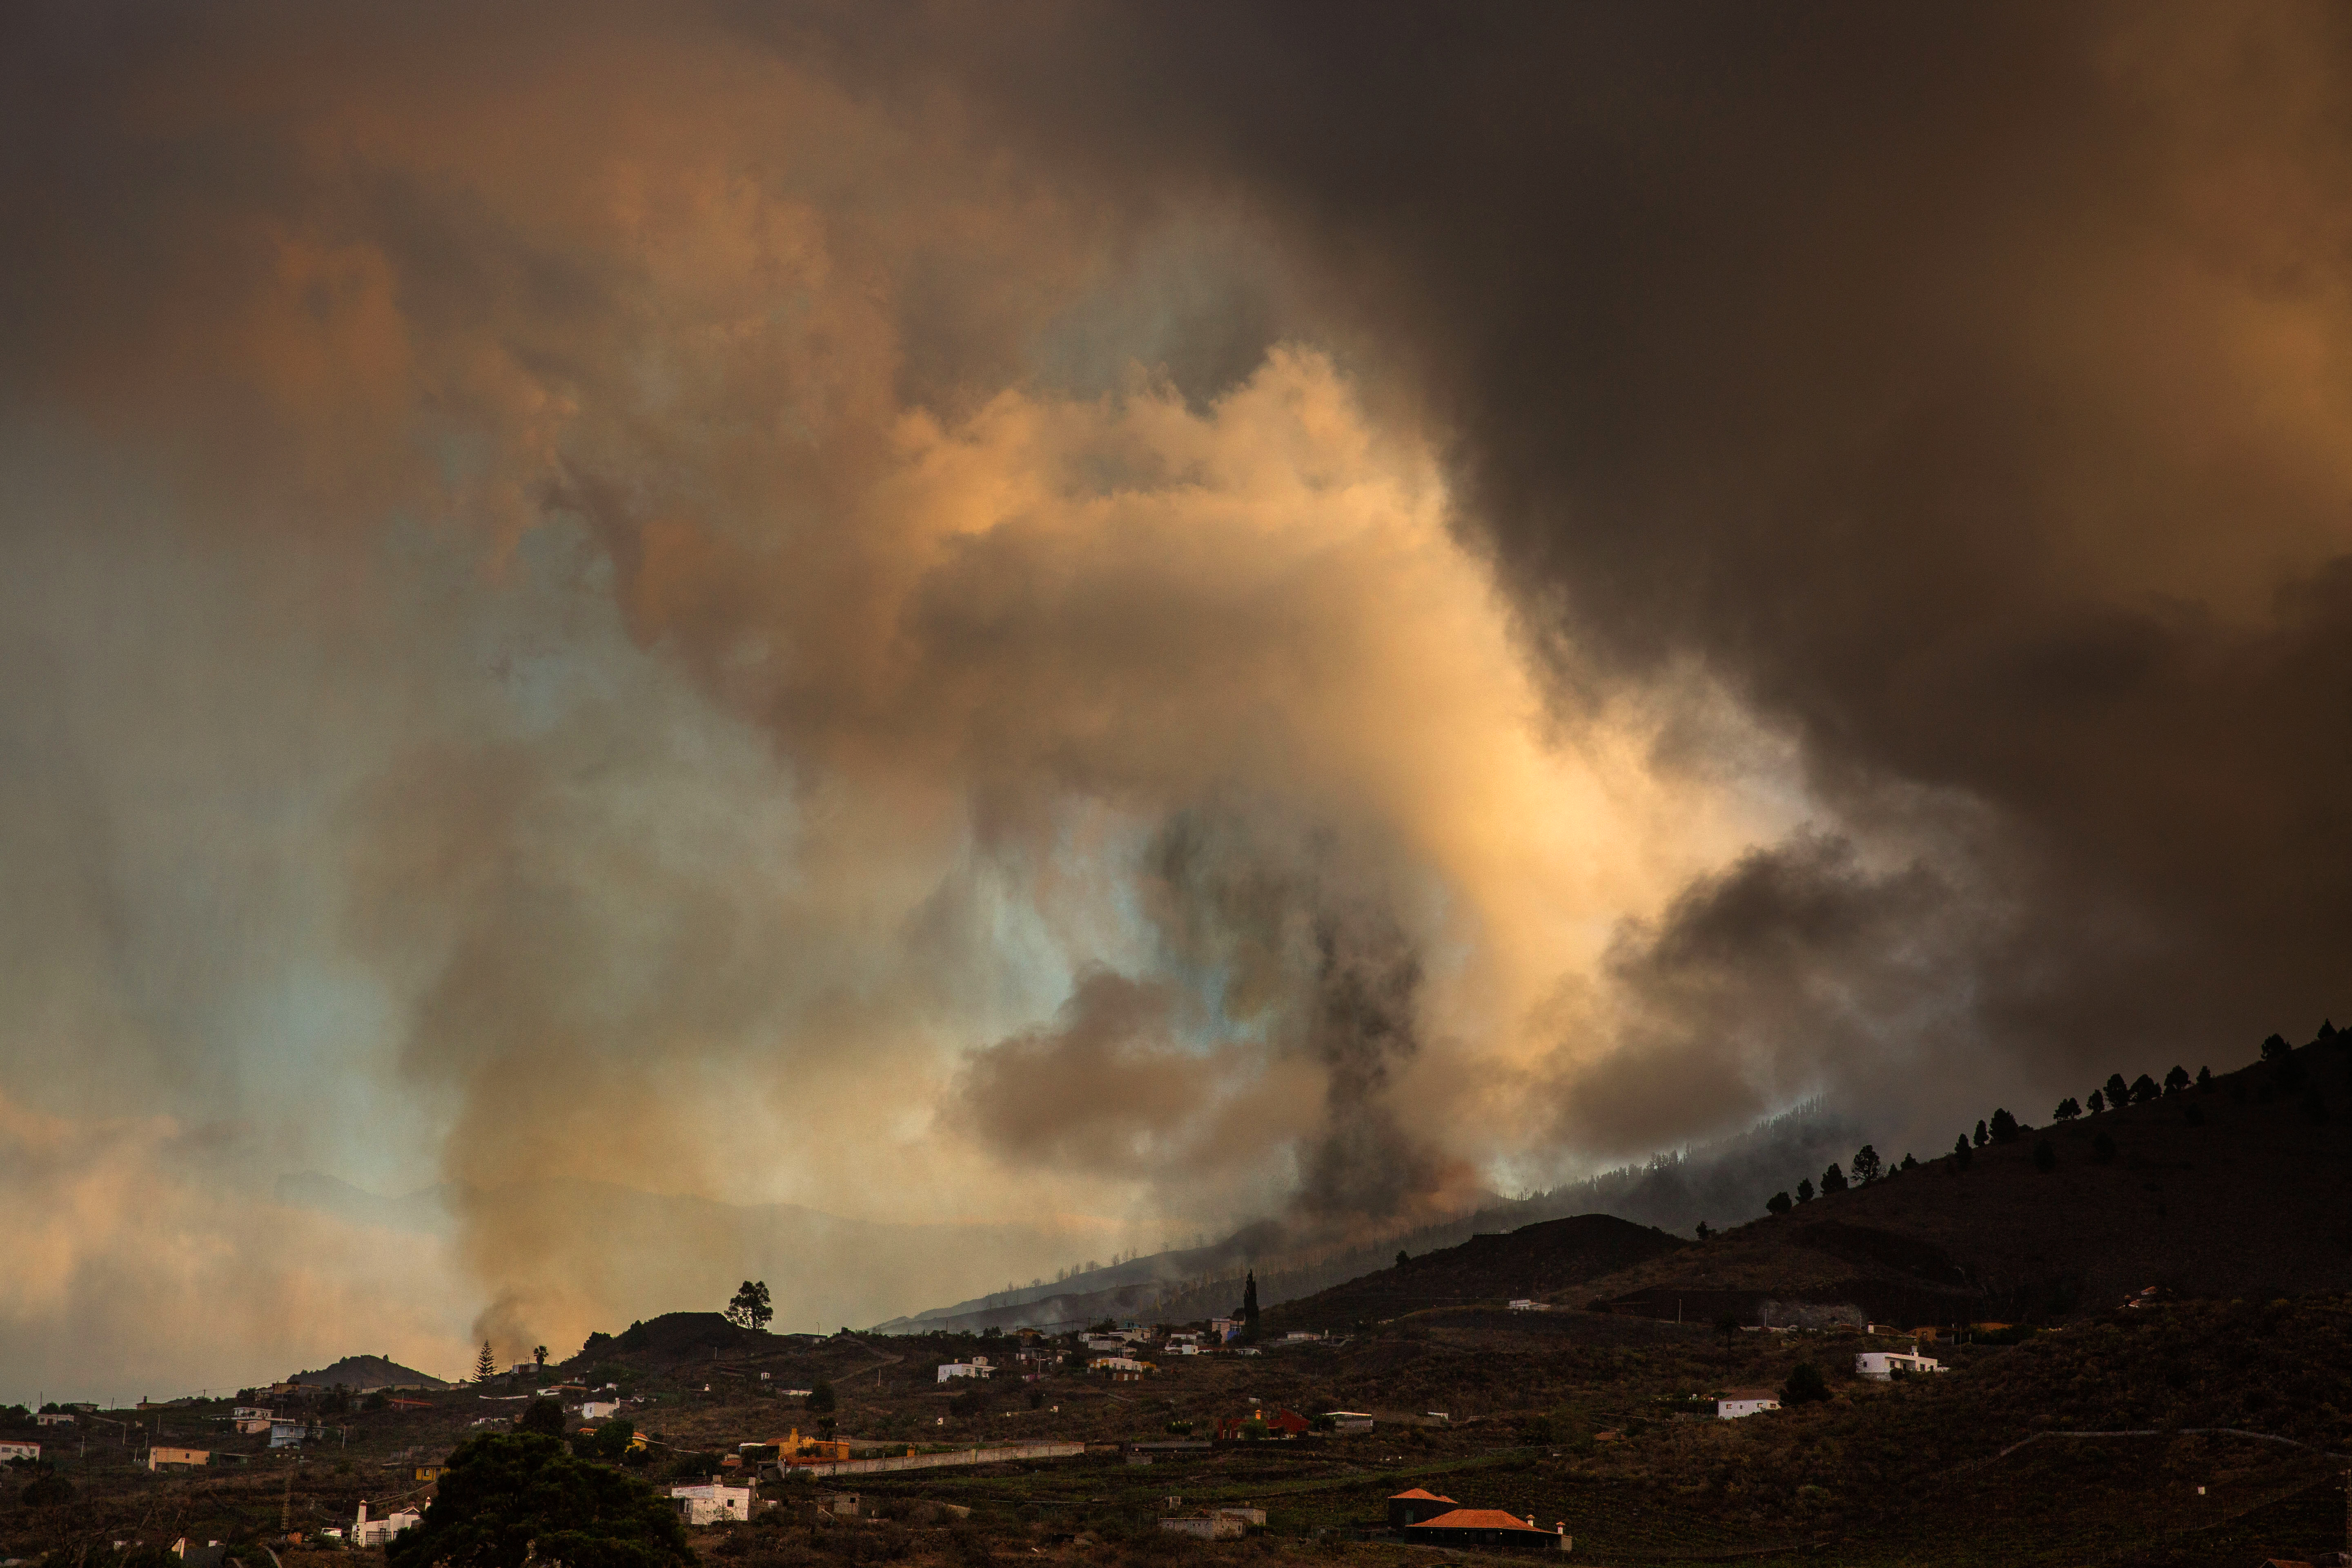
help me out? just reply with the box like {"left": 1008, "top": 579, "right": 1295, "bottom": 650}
{"left": 0, "top": 1442, "right": 40, "bottom": 1463}
{"left": 1090, "top": 1356, "right": 1157, "bottom": 1374}
{"left": 671, "top": 1480, "right": 753, "bottom": 1526}
{"left": 1855, "top": 1346, "right": 1946, "bottom": 1381}
{"left": 1209, "top": 1316, "right": 1240, "bottom": 1342}
{"left": 268, "top": 1421, "right": 306, "bottom": 1448}
{"left": 36, "top": 1412, "right": 76, "bottom": 1428}
{"left": 352, "top": 1503, "right": 421, "bottom": 1547}
{"left": 580, "top": 1401, "right": 619, "bottom": 1420}
{"left": 1508, "top": 1299, "right": 1553, "bottom": 1312}
{"left": 1160, "top": 1517, "right": 1245, "bottom": 1541}
{"left": 936, "top": 1361, "right": 993, "bottom": 1383}
{"left": 1325, "top": 1411, "right": 1374, "bottom": 1432}
{"left": 1713, "top": 1391, "right": 1780, "bottom": 1419}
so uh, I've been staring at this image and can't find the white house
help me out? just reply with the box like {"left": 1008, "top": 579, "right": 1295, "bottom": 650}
{"left": 269, "top": 1421, "right": 307, "bottom": 1448}
{"left": 1325, "top": 1411, "right": 1374, "bottom": 1432}
{"left": 1508, "top": 1299, "right": 1553, "bottom": 1312}
{"left": 1713, "top": 1391, "right": 1780, "bottom": 1419}
{"left": 36, "top": 1412, "right": 75, "bottom": 1428}
{"left": 580, "top": 1401, "right": 619, "bottom": 1420}
{"left": 1855, "top": 1347, "right": 1946, "bottom": 1381}
{"left": 1089, "top": 1356, "right": 1156, "bottom": 1374}
{"left": 1209, "top": 1316, "right": 1241, "bottom": 1342}
{"left": 352, "top": 1503, "right": 421, "bottom": 1547}
{"left": 1160, "top": 1517, "right": 1245, "bottom": 1541}
{"left": 0, "top": 1442, "right": 39, "bottom": 1463}
{"left": 936, "top": 1361, "right": 993, "bottom": 1383}
{"left": 670, "top": 1480, "right": 753, "bottom": 1526}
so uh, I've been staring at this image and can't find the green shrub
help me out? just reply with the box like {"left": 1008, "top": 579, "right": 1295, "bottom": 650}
{"left": 388, "top": 1432, "right": 691, "bottom": 1568}
{"left": 1782, "top": 1363, "right": 1831, "bottom": 1405}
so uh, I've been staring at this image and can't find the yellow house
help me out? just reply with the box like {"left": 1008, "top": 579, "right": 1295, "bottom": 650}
{"left": 149, "top": 1447, "right": 210, "bottom": 1470}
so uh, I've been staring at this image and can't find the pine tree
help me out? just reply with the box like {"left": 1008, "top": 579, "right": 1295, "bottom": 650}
{"left": 1766, "top": 1190, "right": 1793, "bottom": 1215}
{"left": 2087, "top": 1089, "right": 2105, "bottom": 1114}
{"left": 1850, "top": 1145, "right": 1882, "bottom": 1184}
{"left": 476, "top": 1340, "right": 497, "bottom": 1383}
{"left": 1820, "top": 1162, "right": 1847, "bottom": 1194}
{"left": 2163, "top": 1065, "right": 2190, "bottom": 1095}
{"left": 1795, "top": 1177, "right": 1815, "bottom": 1203}
{"left": 2053, "top": 1097, "right": 2080, "bottom": 1121}
{"left": 2105, "top": 1072, "right": 2132, "bottom": 1108}
{"left": 1989, "top": 1108, "right": 2020, "bottom": 1144}
{"left": 1241, "top": 1270, "right": 1260, "bottom": 1338}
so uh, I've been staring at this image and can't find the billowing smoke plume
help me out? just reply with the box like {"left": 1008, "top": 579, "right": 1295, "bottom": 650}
{"left": 5, "top": 0, "right": 2347, "bottom": 1396}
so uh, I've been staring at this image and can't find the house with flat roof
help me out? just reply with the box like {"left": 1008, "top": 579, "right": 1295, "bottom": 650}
{"left": 1715, "top": 1390, "right": 1780, "bottom": 1419}
{"left": 1855, "top": 1347, "right": 1946, "bottom": 1381}
{"left": 670, "top": 1479, "right": 753, "bottom": 1526}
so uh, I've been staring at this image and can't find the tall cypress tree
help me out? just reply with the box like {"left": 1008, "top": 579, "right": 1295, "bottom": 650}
{"left": 1241, "top": 1270, "right": 1260, "bottom": 1338}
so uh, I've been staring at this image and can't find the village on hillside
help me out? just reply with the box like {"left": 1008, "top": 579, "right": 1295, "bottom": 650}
{"left": 9, "top": 1039, "right": 2352, "bottom": 1568}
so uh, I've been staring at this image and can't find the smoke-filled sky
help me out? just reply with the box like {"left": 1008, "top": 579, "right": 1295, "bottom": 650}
{"left": 4, "top": 2, "right": 2348, "bottom": 1402}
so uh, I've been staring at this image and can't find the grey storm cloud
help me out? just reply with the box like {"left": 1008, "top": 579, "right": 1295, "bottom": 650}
{"left": 3, "top": 0, "right": 2348, "bottom": 1394}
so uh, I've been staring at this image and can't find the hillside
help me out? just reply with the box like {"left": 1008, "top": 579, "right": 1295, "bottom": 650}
{"left": 873, "top": 1101, "right": 1854, "bottom": 1334}
{"left": 20, "top": 1294, "right": 2352, "bottom": 1568}
{"left": 1574, "top": 1036, "right": 2352, "bottom": 1326}
{"left": 1263, "top": 1214, "right": 1688, "bottom": 1330}
{"left": 287, "top": 1355, "right": 450, "bottom": 1390}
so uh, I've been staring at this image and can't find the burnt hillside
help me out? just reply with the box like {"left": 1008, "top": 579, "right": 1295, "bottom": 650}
{"left": 1263, "top": 1213, "right": 1688, "bottom": 1329}
{"left": 1577, "top": 1035, "right": 2352, "bottom": 1326}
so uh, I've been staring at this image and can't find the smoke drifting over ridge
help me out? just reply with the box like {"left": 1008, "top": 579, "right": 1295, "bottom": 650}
{"left": 2, "top": 2, "right": 2347, "bottom": 1395}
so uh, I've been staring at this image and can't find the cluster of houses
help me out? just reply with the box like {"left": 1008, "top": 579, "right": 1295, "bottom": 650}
{"left": 938, "top": 1319, "right": 1340, "bottom": 1390}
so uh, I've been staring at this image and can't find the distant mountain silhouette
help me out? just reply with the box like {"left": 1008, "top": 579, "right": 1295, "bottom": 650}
{"left": 872, "top": 1101, "right": 1854, "bottom": 1333}
{"left": 1575, "top": 1038, "right": 2352, "bottom": 1326}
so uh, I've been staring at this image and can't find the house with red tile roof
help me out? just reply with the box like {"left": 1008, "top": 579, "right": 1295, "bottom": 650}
{"left": 1401, "top": 1508, "right": 1566, "bottom": 1549}
{"left": 1386, "top": 1488, "right": 1460, "bottom": 1528}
